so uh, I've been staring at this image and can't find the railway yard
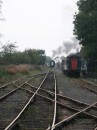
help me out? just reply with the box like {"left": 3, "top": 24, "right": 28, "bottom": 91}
{"left": 0, "top": 68, "right": 97, "bottom": 130}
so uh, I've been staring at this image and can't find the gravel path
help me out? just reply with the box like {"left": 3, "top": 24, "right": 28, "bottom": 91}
{"left": 56, "top": 69, "right": 97, "bottom": 130}
{"left": 0, "top": 89, "right": 31, "bottom": 130}
{"left": 56, "top": 69, "right": 97, "bottom": 105}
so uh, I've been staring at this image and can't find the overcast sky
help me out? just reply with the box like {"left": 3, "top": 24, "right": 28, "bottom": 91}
{"left": 0, "top": 0, "right": 79, "bottom": 57}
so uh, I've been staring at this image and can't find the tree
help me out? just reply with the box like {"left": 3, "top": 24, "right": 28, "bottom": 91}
{"left": 1, "top": 42, "right": 17, "bottom": 64}
{"left": 73, "top": 0, "right": 97, "bottom": 59}
{"left": 0, "top": 44, "right": 46, "bottom": 65}
{"left": 45, "top": 56, "right": 51, "bottom": 66}
{"left": 38, "top": 50, "right": 46, "bottom": 65}
{"left": 25, "top": 49, "right": 46, "bottom": 65}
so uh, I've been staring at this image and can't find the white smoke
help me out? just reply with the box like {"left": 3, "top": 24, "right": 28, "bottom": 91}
{"left": 52, "top": 37, "right": 81, "bottom": 58}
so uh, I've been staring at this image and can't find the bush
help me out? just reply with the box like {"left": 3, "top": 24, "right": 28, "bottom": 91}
{"left": 0, "top": 67, "right": 8, "bottom": 77}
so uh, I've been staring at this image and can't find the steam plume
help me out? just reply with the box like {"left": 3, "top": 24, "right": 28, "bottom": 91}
{"left": 52, "top": 37, "right": 81, "bottom": 58}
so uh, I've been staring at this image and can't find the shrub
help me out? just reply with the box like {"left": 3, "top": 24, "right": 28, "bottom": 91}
{"left": 0, "top": 67, "right": 8, "bottom": 77}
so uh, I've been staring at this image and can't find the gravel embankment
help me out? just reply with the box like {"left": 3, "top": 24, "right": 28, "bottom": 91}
{"left": 56, "top": 69, "right": 97, "bottom": 105}
{"left": 0, "top": 89, "right": 31, "bottom": 130}
{"left": 56, "top": 69, "right": 97, "bottom": 130}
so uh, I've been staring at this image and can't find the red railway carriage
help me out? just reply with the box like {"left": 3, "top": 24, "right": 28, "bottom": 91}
{"left": 71, "top": 57, "right": 78, "bottom": 70}
{"left": 62, "top": 54, "right": 81, "bottom": 77}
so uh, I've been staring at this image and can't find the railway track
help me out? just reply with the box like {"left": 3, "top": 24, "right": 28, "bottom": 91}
{"left": 22, "top": 82, "right": 97, "bottom": 119}
{"left": 0, "top": 73, "right": 46, "bottom": 99}
{"left": 54, "top": 77, "right": 97, "bottom": 130}
{"left": 45, "top": 81, "right": 97, "bottom": 130}
{"left": 13, "top": 74, "right": 97, "bottom": 130}
{"left": 49, "top": 71, "right": 97, "bottom": 130}
{"left": 1, "top": 69, "right": 97, "bottom": 130}
{"left": 0, "top": 72, "right": 47, "bottom": 130}
{"left": 79, "top": 78, "right": 97, "bottom": 93}
{"left": 17, "top": 71, "right": 57, "bottom": 130}
{"left": 0, "top": 70, "right": 58, "bottom": 130}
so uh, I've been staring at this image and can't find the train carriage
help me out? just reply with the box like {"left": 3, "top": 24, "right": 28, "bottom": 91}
{"left": 50, "top": 60, "right": 55, "bottom": 68}
{"left": 62, "top": 54, "right": 81, "bottom": 77}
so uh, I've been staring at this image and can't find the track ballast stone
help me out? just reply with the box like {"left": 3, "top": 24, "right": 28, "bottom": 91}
{"left": 56, "top": 69, "right": 97, "bottom": 104}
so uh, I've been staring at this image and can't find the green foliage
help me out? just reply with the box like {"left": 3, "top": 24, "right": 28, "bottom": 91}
{"left": 73, "top": 0, "right": 97, "bottom": 59}
{"left": 1, "top": 42, "right": 17, "bottom": 64}
{"left": 0, "top": 67, "right": 8, "bottom": 77}
{"left": 45, "top": 56, "right": 51, "bottom": 66}
{"left": 0, "top": 46, "right": 46, "bottom": 65}
{"left": 25, "top": 49, "right": 40, "bottom": 64}
{"left": 25, "top": 49, "right": 46, "bottom": 65}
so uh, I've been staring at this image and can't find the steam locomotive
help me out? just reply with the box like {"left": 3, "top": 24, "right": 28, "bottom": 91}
{"left": 61, "top": 54, "right": 87, "bottom": 77}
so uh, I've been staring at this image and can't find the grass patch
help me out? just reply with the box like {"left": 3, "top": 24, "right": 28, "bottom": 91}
{"left": 0, "top": 65, "right": 43, "bottom": 85}
{"left": 0, "top": 67, "right": 8, "bottom": 78}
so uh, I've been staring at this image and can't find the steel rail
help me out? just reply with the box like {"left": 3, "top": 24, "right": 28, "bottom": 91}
{"left": 12, "top": 72, "right": 47, "bottom": 85}
{"left": 49, "top": 101, "right": 97, "bottom": 130}
{"left": 80, "top": 79, "right": 97, "bottom": 87}
{"left": 26, "top": 80, "right": 97, "bottom": 122}
{"left": 0, "top": 77, "right": 35, "bottom": 101}
{"left": 26, "top": 82, "right": 96, "bottom": 108}
{"left": 0, "top": 72, "right": 46, "bottom": 89}
{"left": 0, "top": 75, "right": 28, "bottom": 89}
{"left": 79, "top": 79, "right": 97, "bottom": 94}
{"left": 26, "top": 82, "right": 54, "bottom": 96}
{"left": 4, "top": 71, "right": 49, "bottom": 130}
{"left": 73, "top": 78, "right": 97, "bottom": 95}
{"left": 0, "top": 73, "right": 46, "bottom": 101}
{"left": 51, "top": 72, "right": 57, "bottom": 130}
{"left": 20, "top": 87, "right": 97, "bottom": 120}
{"left": 93, "top": 126, "right": 97, "bottom": 130}
{"left": 57, "top": 93, "right": 97, "bottom": 109}
{"left": 0, "top": 87, "right": 20, "bottom": 101}
{"left": 0, "top": 82, "right": 13, "bottom": 89}
{"left": 3, "top": 72, "right": 95, "bottom": 129}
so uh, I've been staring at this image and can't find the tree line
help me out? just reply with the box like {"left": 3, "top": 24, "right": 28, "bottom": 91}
{"left": 0, "top": 43, "right": 46, "bottom": 65}
{"left": 73, "top": 0, "right": 97, "bottom": 60}
{"left": 0, "top": 1, "right": 46, "bottom": 65}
